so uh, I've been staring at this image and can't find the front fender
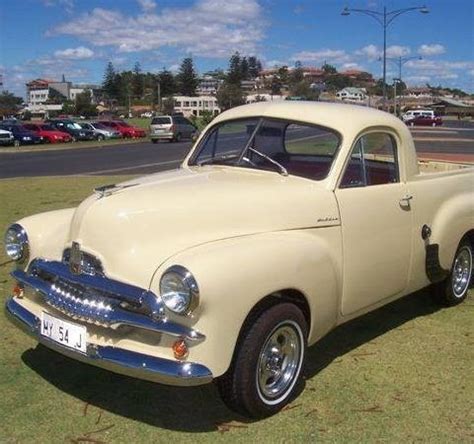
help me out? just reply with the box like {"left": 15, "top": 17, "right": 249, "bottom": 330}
{"left": 15, "top": 208, "right": 75, "bottom": 268}
{"left": 431, "top": 192, "right": 474, "bottom": 270}
{"left": 149, "top": 227, "right": 342, "bottom": 377}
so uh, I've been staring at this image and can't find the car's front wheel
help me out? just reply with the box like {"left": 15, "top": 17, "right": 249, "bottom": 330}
{"left": 97, "top": 134, "right": 105, "bottom": 141}
{"left": 217, "top": 302, "right": 307, "bottom": 418}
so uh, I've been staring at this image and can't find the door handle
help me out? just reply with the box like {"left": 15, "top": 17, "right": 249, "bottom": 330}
{"left": 399, "top": 194, "right": 413, "bottom": 205}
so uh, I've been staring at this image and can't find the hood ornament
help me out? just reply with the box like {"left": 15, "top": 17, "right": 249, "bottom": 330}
{"left": 94, "top": 183, "right": 137, "bottom": 199}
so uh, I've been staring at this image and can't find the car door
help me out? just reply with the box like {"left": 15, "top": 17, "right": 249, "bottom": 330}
{"left": 335, "top": 131, "right": 413, "bottom": 316}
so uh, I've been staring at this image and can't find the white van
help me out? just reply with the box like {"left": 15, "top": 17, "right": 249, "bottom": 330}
{"left": 402, "top": 109, "right": 435, "bottom": 122}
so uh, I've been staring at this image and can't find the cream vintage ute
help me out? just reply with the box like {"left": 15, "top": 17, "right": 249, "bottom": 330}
{"left": 4, "top": 102, "right": 474, "bottom": 418}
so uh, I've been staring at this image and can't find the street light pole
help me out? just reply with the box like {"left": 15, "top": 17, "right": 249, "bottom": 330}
{"left": 341, "top": 5, "right": 429, "bottom": 109}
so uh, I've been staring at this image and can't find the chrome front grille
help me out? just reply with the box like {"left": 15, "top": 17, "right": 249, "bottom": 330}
{"left": 45, "top": 277, "right": 116, "bottom": 326}
{"left": 12, "top": 258, "right": 205, "bottom": 341}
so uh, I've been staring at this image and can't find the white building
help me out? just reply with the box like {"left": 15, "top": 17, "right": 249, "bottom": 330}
{"left": 336, "top": 87, "right": 367, "bottom": 102}
{"left": 25, "top": 78, "right": 101, "bottom": 116}
{"left": 173, "top": 96, "right": 220, "bottom": 117}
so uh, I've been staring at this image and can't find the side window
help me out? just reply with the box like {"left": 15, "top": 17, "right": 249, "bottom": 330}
{"left": 340, "top": 132, "right": 399, "bottom": 188}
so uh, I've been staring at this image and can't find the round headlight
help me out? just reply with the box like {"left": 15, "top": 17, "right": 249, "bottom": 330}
{"left": 4, "top": 223, "right": 29, "bottom": 262}
{"left": 159, "top": 265, "right": 199, "bottom": 315}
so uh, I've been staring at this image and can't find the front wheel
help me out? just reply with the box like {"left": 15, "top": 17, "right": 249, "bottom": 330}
{"left": 434, "top": 239, "right": 473, "bottom": 306}
{"left": 217, "top": 302, "right": 307, "bottom": 418}
{"left": 97, "top": 134, "right": 105, "bottom": 141}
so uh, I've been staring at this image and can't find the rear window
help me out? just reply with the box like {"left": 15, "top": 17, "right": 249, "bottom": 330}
{"left": 152, "top": 117, "right": 172, "bottom": 125}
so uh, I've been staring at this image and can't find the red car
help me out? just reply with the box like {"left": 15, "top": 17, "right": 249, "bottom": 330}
{"left": 23, "top": 123, "right": 72, "bottom": 143}
{"left": 98, "top": 121, "right": 146, "bottom": 138}
{"left": 405, "top": 115, "right": 443, "bottom": 127}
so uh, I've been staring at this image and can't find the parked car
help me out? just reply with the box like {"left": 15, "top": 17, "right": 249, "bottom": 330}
{"left": 150, "top": 115, "right": 198, "bottom": 143}
{"left": 98, "top": 120, "right": 146, "bottom": 138}
{"left": 401, "top": 109, "right": 436, "bottom": 122}
{"left": 0, "top": 123, "right": 42, "bottom": 145}
{"left": 0, "top": 128, "right": 15, "bottom": 146}
{"left": 5, "top": 102, "right": 473, "bottom": 419}
{"left": 22, "top": 123, "right": 72, "bottom": 143}
{"left": 46, "top": 119, "right": 95, "bottom": 142}
{"left": 79, "top": 122, "right": 122, "bottom": 141}
{"left": 405, "top": 115, "right": 443, "bottom": 127}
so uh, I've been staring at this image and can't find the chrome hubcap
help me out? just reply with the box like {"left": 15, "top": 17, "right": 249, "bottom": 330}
{"left": 257, "top": 322, "right": 302, "bottom": 401}
{"left": 452, "top": 246, "right": 472, "bottom": 298}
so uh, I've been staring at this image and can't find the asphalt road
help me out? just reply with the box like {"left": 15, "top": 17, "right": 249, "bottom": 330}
{"left": 0, "top": 122, "right": 473, "bottom": 179}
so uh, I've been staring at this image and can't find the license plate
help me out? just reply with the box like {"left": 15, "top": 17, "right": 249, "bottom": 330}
{"left": 40, "top": 312, "right": 87, "bottom": 353}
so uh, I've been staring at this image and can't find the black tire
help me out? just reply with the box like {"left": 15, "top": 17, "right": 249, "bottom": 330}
{"left": 97, "top": 134, "right": 105, "bottom": 141}
{"left": 174, "top": 133, "right": 182, "bottom": 143}
{"left": 71, "top": 136, "right": 77, "bottom": 143}
{"left": 434, "top": 239, "right": 473, "bottom": 306}
{"left": 152, "top": 139, "right": 158, "bottom": 144}
{"left": 217, "top": 302, "right": 307, "bottom": 418}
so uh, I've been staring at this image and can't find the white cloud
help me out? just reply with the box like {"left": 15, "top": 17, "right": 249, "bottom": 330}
{"left": 137, "top": 0, "right": 156, "bottom": 12}
{"left": 342, "top": 62, "right": 364, "bottom": 71}
{"left": 355, "top": 44, "right": 410, "bottom": 61}
{"left": 418, "top": 44, "right": 446, "bottom": 56}
{"left": 49, "top": 0, "right": 265, "bottom": 58}
{"left": 291, "top": 49, "right": 351, "bottom": 64}
{"left": 42, "top": 0, "right": 74, "bottom": 13}
{"left": 355, "top": 44, "right": 379, "bottom": 61}
{"left": 54, "top": 46, "right": 95, "bottom": 60}
{"left": 386, "top": 45, "right": 411, "bottom": 58}
{"left": 469, "top": 69, "right": 474, "bottom": 77}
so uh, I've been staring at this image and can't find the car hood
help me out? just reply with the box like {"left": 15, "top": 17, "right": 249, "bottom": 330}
{"left": 67, "top": 166, "right": 339, "bottom": 287}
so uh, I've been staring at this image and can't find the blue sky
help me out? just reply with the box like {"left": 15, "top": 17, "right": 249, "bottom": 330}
{"left": 0, "top": 0, "right": 473, "bottom": 97}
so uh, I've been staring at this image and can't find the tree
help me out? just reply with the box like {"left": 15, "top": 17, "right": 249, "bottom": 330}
{"left": 277, "top": 66, "right": 289, "bottom": 85}
{"left": 158, "top": 69, "right": 176, "bottom": 97}
{"left": 322, "top": 63, "right": 337, "bottom": 75}
{"left": 132, "top": 61, "right": 144, "bottom": 98}
{"left": 271, "top": 76, "right": 282, "bottom": 95}
{"left": 289, "top": 61, "right": 304, "bottom": 86}
{"left": 0, "top": 90, "right": 23, "bottom": 116}
{"left": 176, "top": 57, "right": 199, "bottom": 96}
{"left": 102, "top": 62, "right": 119, "bottom": 99}
{"left": 216, "top": 82, "right": 245, "bottom": 111}
{"left": 325, "top": 74, "right": 353, "bottom": 92}
{"left": 227, "top": 52, "right": 242, "bottom": 85}
{"left": 240, "top": 57, "right": 249, "bottom": 80}
{"left": 161, "top": 96, "right": 175, "bottom": 115}
{"left": 289, "top": 80, "right": 319, "bottom": 100}
{"left": 75, "top": 90, "right": 97, "bottom": 117}
{"left": 247, "top": 56, "right": 262, "bottom": 79}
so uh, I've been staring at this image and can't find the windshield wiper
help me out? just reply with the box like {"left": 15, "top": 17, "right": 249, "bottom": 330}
{"left": 246, "top": 147, "right": 288, "bottom": 176}
{"left": 197, "top": 154, "right": 239, "bottom": 166}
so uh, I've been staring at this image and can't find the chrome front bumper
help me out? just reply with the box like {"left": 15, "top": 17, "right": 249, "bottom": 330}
{"left": 5, "top": 297, "right": 213, "bottom": 386}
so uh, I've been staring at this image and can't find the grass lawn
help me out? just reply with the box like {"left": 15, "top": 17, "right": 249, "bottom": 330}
{"left": 0, "top": 176, "right": 473, "bottom": 443}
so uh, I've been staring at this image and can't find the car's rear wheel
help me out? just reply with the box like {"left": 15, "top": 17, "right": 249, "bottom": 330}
{"left": 217, "top": 302, "right": 307, "bottom": 418}
{"left": 434, "top": 238, "right": 473, "bottom": 306}
{"left": 152, "top": 139, "right": 158, "bottom": 144}
{"left": 14, "top": 140, "right": 20, "bottom": 147}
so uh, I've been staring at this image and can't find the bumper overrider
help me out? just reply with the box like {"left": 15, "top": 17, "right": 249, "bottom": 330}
{"left": 5, "top": 258, "right": 213, "bottom": 386}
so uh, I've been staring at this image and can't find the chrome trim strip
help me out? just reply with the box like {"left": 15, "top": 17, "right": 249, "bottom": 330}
{"left": 12, "top": 260, "right": 204, "bottom": 342}
{"left": 5, "top": 297, "right": 213, "bottom": 386}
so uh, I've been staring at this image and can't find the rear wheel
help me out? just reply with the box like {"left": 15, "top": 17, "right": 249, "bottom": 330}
{"left": 152, "top": 139, "right": 158, "bottom": 144}
{"left": 217, "top": 302, "right": 307, "bottom": 418}
{"left": 14, "top": 139, "right": 20, "bottom": 147}
{"left": 434, "top": 239, "right": 473, "bottom": 306}
{"left": 173, "top": 133, "right": 182, "bottom": 143}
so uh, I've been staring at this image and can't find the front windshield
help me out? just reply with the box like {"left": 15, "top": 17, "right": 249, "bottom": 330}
{"left": 67, "top": 122, "right": 82, "bottom": 130}
{"left": 189, "top": 117, "right": 341, "bottom": 181}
